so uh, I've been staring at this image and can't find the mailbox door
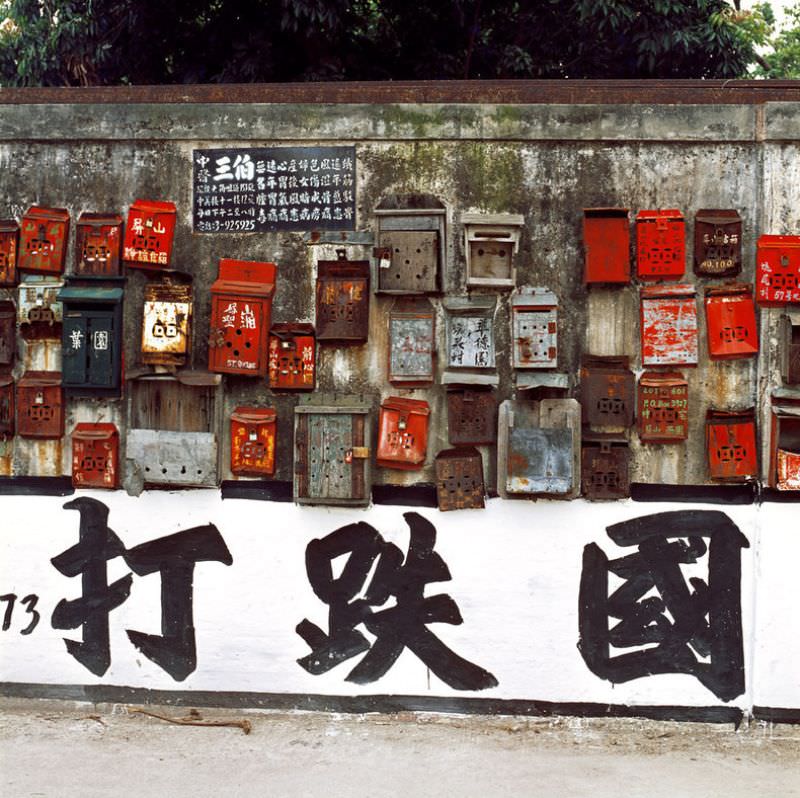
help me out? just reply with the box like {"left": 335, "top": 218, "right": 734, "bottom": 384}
{"left": 583, "top": 209, "right": 630, "bottom": 284}
{"left": 640, "top": 286, "right": 698, "bottom": 366}
{"left": 63, "top": 311, "right": 117, "bottom": 389}
{"left": 705, "top": 287, "right": 758, "bottom": 359}
{"left": 268, "top": 326, "right": 315, "bottom": 390}
{"left": 209, "top": 295, "right": 265, "bottom": 375}
{"left": 581, "top": 362, "right": 635, "bottom": 427}
{"left": 581, "top": 441, "right": 630, "bottom": 500}
{"left": 446, "top": 314, "right": 495, "bottom": 369}
{"left": 230, "top": 409, "right": 276, "bottom": 476}
{"left": 0, "top": 225, "right": 19, "bottom": 287}
{"left": 0, "top": 301, "right": 15, "bottom": 366}
{"left": 507, "top": 427, "right": 573, "bottom": 495}
{"left": 694, "top": 211, "right": 742, "bottom": 278}
{"left": 636, "top": 211, "right": 685, "bottom": 280}
{"left": 19, "top": 210, "right": 69, "bottom": 275}
{"left": 638, "top": 373, "right": 689, "bottom": 442}
{"left": 0, "top": 378, "right": 14, "bottom": 437}
{"left": 316, "top": 271, "right": 370, "bottom": 341}
{"left": 72, "top": 424, "right": 119, "bottom": 489}
{"left": 388, "top": 302, "right": 434, "bottom": 385}
{"left": 468, "top": 240, "right": 513, "bottom": 284}
{"left": 17, "top": 377, "right": 63, "bottom": 439}
{"left": 513, "top": 307, "right": 557, "bottom": 368}
{"left": 142, "top": 286, "right": 191, "bottom": 366}
{"left": 706, "top": 414, "right": 757, "bottom": 481}
{"left": 378, "top": 231, "right": 438, "bottom": 293}
{"left": 376, "top": 399, "right": 429, "bottom": 469}
{"left": 76, "top": 220, "right": 122, "bottom": 277}
{"left": 756, "top": 235, "right": 800, "bottom": 305}
{"left": 435, "top": 448, "right": 485, "bottom": 511}
{"left": 447, "top": 388, "right": 496, "bottom": 445}
{"left": 123, "top": 202, "right": 176, "bottom": 268}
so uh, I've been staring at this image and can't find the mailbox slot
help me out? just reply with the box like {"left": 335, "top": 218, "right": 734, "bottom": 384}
{"left": 640, "top": 283, "right": 698, "bottom": 366}
{"left": 315, "top": 250, "right": 370, "bottom": 342}
{"left": 19, "top": 206, "right": 69, "bottom": 276}
{"left": 704, "top": 283, "right": 758, "bottom": 360}
{"left": 123, "top": 199, "right": 177, "bottom": 269}
{"left": 75, "top": 213, "right": 123, "bottom": 277}
{"left": 0, "top": 376, "right": 14, "bottom": 438}
{"left": 268, "top": 323, "right": 316, "bottom": 391}
{"left": 463, "top": 212, "right": 523, "bottom": 288}
{"left": 71, "top": 423, "right": 119, "bottom": 489}
{"left": 0, "top": 219, "right": 19, "bottom": 287}
{"left": 388, "top": 297, "right": 434, "bottom": 385}
{"left": 706, "top": 408, "right": 757, "bottom": 482}
{"left": 511, "top": 287, "right": 558, "bottom": 369}
{"left": 636, "top": 209, "right": 685, "bottom": 280}
{"left": 580, "top": 355, "right": 634, "bottom": 428}
{"left": 435, "top": 447, "right": 485, "bottom": 511}
{"left": 638, "top": 372, "right": 689, "bottom": 443}
{"left": 756, "top": 234, "right": 800, "bottom": 306}
{"left": 377, "top": 397, "right": 430, "bottom": 470}
{"left": 581, "top": 434, "right": 630, "bottom": 500}
{"left": 230, "top": 406, "right": 277, "bottom": 477}
{"left": 583, "top": 208, "right": 630, "bottom": 284}
{"left": 694, "top": 210, "right": 742, "bottom": 278}
{"left": 447, "top": 387, "right": 497, "bottom": 446}
{"left": 17, "top": 371, "right": 63, "bottom": 439}
{"left": 142, "top": 278, "right": 192, "bottom": 367}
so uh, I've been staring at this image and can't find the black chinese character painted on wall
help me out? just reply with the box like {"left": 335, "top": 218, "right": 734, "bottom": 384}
{"left": 578, "top": 510, "right": 749, "bottom": 702}
{"left": 296, "top": 511, "right": 498, "bottom": 691}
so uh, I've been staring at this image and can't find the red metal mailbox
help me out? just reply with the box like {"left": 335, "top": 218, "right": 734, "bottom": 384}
{"left": 638, "top": 372, "right": 688, "bottom": 443}
{"left": 580, "top": 355, "right": 635, "bottom": 428}
{"left": 315, "top": 250, "right": 370, "bottom": 342}
{"left": 0, "top": 220, "right": 19, "bottom": 287}
{"left": 636, "top": 209, "right": 685, "bottom": 281}
{"left": 583, "top": 208, "right": 630, "bottom": 284}
{"left": 0, "top": 376, "right": 13, "bottom": 438}
{"left": 769, "top": 391, "right": 800, "bottom": 490}
{"left": 694, "top": 210, "right": 742, "bottom": 278}
{"left": 706, "top": 409, "right": 757, "bottom": 482}
{"left": 0, "top": 300, "right": 15, "bottom": 367}
{"left": 640, "top": 284, "right": 698, "bottom": 367}
{"left": 71, "top": 423, "right": 120, "bottom": 489}
{"left": 75, "top": 213, "right": 123, "bottom": 277}
{"left": 230, "top": 407, "right": 277, "bottom": 477}
{"left": 435, "top": 448, "right": 485, "bottom": 511}
{"left": 19, "top": 206, "right": 69, "bottom": 275}
{"left": 268, "top": 323, "right": 315, "bottom": 391}
{"left": 756, "top": 234, "right": 800, "bottom": 305}
{"left": 123, "top": 199, "right": 177, "bottom": 269}
{"left": 581, "top": 433, "right": 630, "bottom": 500}
{"left": 376, "top": 397, "right": 430, "bottom": 470}
{"left": 17, "top": 371, "right": 63, "bottom": 439}
{"left": 704, "top": 283, "right": 758, "bottom": 360}
{"left": 209, "top": 259, "right": 276, "bottom": 376}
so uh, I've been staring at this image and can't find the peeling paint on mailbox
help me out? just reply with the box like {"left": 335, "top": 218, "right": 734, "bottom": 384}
{"left": 18, "top": 206, "right": 69, "bottom": 276}
{"left": 756, "top": 235, "right": 800, "bottom": 306}
{"left": 0, "top": 220, "right": 19, "bottom": 287}
{"left": 71, "top": 423, "right": 119, "bottom": 489}
{"left": 640, "top": 284, "right": 698, "bottom": 367}
{"left": 142, "top": 279, "right": 192, "bottom": 367}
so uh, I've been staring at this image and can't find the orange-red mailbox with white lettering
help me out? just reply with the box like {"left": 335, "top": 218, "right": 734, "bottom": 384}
{"left": 72, "top": 423, "right": 119, "bottom": 489}
{"left": 19, "top": 206, "right": 69, "bottom": 275}
{"left": 268, "top": 323, "right": 315, "bottom": 391}
{"left": 123, "top": 199, "right": 177, "bottom": 269}
{"left": 376, "top": 397, "right": 429, "bottom": 470}
{"left": 706, "top": 409, "right": 757, "bottom": 482}
{"left": 756, "top": 235, "right": 800, "bottom": 306}
{"left": 230, "top": 407, "right": 277, "bottom": 476}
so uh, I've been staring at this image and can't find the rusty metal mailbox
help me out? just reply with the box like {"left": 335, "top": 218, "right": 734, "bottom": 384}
{"left": 315, "top": 250, "right": 370, "bottom": 342}
{"left": 18, "top": 206, "right": 69, "bottom": 276}
{"left": 447, "top": 387, "right": 496, "bottom": 446}
{"left": 71, "top": 423, "right": 120, "bottom": 489}
{"left": 0, "top": 220, "right": 19, "bottom": 287}
{"left": 0, "top": 376, "right": 14, "bottom": 438}
{"left": 0, "top": 300, "right": 16, "bottom": 367}
{"left": 17, "top": 371, "right": 63, "bottom": 439}
{"left": 142, "top": 278, "right": 192, "bottom": 367}
{"left": 694, "top": 210, "right": 742, "bottom": 278}
{"left": 640, "top": 284, "right": 698, "bottom": 367}
{"left": 209, "top": 259, "right": 276, "bottom": 376}
{"left": 376, "top": 397, "right": 429, "bottom": 470}
{"left": 706, "top": 408, "right": 757, "bottom": 482}
{"left": 294, "top": 394, "right": 371, "bottom": 507}
{"left": 769, "top": 390, "right": 800, "bottom": 490}
{"left": 636, "top": 209, "right": 685, "bottom": 281}
{"left": 444, "top": 296, "right": 496, "bottom": 373}
{"left": 435, "top": 448, "right": 485, "bottom": 512}
{"left": 583, "top": 208, "right": 630, "bottom": 284}
{"left": 230, "top": 406, "right": 277, "bottom": 477}
{"left": 463, "top": 213, "right": 524, "bottom": 288}
{"left": 498, "top": 398, "right": 581, "bottom": 498}
{"left": 781, "top": 311, "right": 800, "bottom": 385}
{"left": 704, "top": 283, "right": 758, "bottom": 360}
{"left": 511, "top": 287, "right": 558, "bottom": 369}
{"left": 123, "top": 199, "right": 176, "bottom": 269}
{"left": 756, "top": 234, "right": 800, "bottom": 306}
{"left": 581, "top": 433, "right": 630, "bottom": 500}
{"left": 580, "top": 355, "right": 634, "bottom": 428}
{"left": 638, "top": 372, "right": 688, "bottom": 443}
{"left": 268, "top": 323, "right": 315, "bottom": 391}
{"left": 17, "top": 280, "right": 63, "bottom": 337}
{"left": 75, "top": 213, "right": 123, "bottom": 277}
{"left": 388, "top": 297, "right": 434, "bottom": 385}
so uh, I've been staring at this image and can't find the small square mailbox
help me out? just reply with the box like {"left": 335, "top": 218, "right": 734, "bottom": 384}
{"left": 123, "top": 199, "right": 177, "bottom": 269}
{"left": 637, "top": 372, "right": 689, "bottom": 443}
{"left": 581, "top": 433, "right": 630, "bottom": 500}
{"left": 388, "top": 297, "right": 435, "bottom": 385}
{"left": 0, "top": 376, "right": 14, "bottom": 438}
{"left": 435, "top": 448, "right": 485, "bottom": 512}
{"left": 17, "top": 371, "right": 63, "bottom": 439}
{"left": 75, "top": 213, "right": 124, "bottom": 277}
{"left": 640, "top": 284, "right": 698, "bottom": 367}
{"left": 511, "top": 287, "right": 558, "bottom": 369}
{"left": 315, "top": 250, "right": 370, "bottom": 342}
{"left": 580, "top": 355, "right": 635, "bottom": 428}
{"left": 17, "top": 280, "right": 63, "bottom": 336}
{"left": 463, "top": 213, "right": 524, "bottom": 288}
{"left": 268, "top": 323, "right": 316, "bottom": 391}
{"left": 142, "top": 278, "right": 192, "bottom": 367}
{"left": 705, "top": 408, "right": 757, "bottom": 482}
{"left": 704, "top": 283, "right": 758, "bottom": 360}
{"left": 447, "top": 387, "right": 496, "bottom": 446}
{"left": 19, "top": 206, "right": 69, "bottom": 276}
{"left": 583, "top": 208, "right": 630, "bottom": 284}
{"left": 230, "top": 407, "right": 277, "bottom": 477}
{"left": 694, "top": 210, "right": 742, "bottom": 278}
{"left": 0, "top": 219, "right": 19, "bottom": 287}
{"left": 71, "top": 423, "right": 120, "bottom": 489}
{"left": 756, "top": 234, "right": 800, "bottom": 306}
{"left": 376, "top": 397, "right": 430, "bottom": 470}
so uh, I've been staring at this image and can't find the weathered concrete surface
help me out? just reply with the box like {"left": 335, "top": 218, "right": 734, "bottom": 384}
{"left": 1, "top": 698, "right": 798, "bottom": 798}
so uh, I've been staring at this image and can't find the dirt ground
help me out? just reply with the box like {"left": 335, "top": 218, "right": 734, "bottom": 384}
{"left": 1, "top": 698, "right": 799, "bottom": 797}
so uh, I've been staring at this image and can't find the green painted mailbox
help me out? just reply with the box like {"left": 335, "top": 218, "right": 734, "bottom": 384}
{"left": 57, "top": 281, "right": 124, "bottom": 397}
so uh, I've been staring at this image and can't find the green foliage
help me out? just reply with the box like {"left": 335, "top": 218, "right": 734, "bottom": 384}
{"left": 754, "top": 2, "right": 800, "bottom": 78}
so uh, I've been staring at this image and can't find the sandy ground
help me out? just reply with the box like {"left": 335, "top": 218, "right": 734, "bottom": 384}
{"left": 1, "top": 698, "right": 798, "bottom": 798}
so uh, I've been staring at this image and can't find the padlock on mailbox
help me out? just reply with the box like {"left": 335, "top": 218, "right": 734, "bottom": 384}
{"left": 18, "top": 206, "right": 69, "bottom": 276}
{"left": 447, "top": 386, "right": 497, "bottom": 446}
{"left": 388, "top": 297, "right": 434, "bottom": 386}
{"left": 0, "top": 219, "right": 19, "bottom": 287}
{"left": 580, "top": 355, "right": 635, "bottom": 428}
{"left": 769, "top": 389, "right": 800, "bottom": 490}
{"left": 435, "top": 447, "right": 485, "bottom": 512}
{"left": 123, "top": 199, "right": 177, "bottom": 269}
{"left": 637, "top": 372, "right": 689, "bottom": 443}
{"left": 0, "top": 300, "right": 16, "bottom": 367}
{"left": 583, "top": 208, "right": 630, "bottom": 284}
{"left": 376, "top": 397, "right": 430, "bottom": 470}
{"left": 17, "top": 280, "right": 63, "bottom": 337}
{"left": 75, "top": 213, "right": 124, "bottom": 277}
{"left": 230, "top": 407, "right": 277, "bottom": 477}
{"left": 268, "top": 323, "right": 315, "bottom": 391}
{"left": 463, "top": 213, "right": 524, "bottom": 288}
{"left": 694, "top": 210, "right": 742, "bottom": 278}
{"left": 0, "top": 376, "right": 14, "bottom": 438}
{"left": 209, "top": 259, "right": 276, "bottom": 376}
{"left": 17, "top": 371, "right": 63, "bottom": 439}
{"left": 141, "top": 278, "right": 192, "bottom": 367}
{"left": 511, "top": 287, "right": 558, "bottom": 369}
{"left": 640, "top": 284, "right": 698, "bottom": 367}
{"left": 315, "top": 250, "right": 370, "bottom": 342}
{"left": 705, "top": 408, "right": 757, "bottom": 482}
{"left": 704, "top": 283, "right": 758, "bottom": 360}
{"left": 581, "top": 433, "right": 630, "bottom": 500}
{"left": 71, "top": 423, "right": 120, "bottom": 489}
{"left": 756, "top": 234, "right": 800, "bottom": 306}
{"left": 636, "top": 209, "right": 685, "bottom": 281}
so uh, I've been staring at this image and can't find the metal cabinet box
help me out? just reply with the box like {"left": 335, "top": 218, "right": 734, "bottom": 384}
{"left": 294, "top": 395, "right": 371, "bottom": 506}
{"left": 123, "top": 199, "right": 177, "bottom": 269}
{"left": 706, "top": 409, "right": 757, "bottom": 482}
{"left": 0, "top": 300, "right": 16, "bottom": 367}
{"left": 0, "top": 220, "right": 19, "bottom": 287}
{"left": 142, "top": 278, "right": 192, "bottom": 367}
{"left": 638, "top": 372, "right": 688, "bottom": 443}
{"left": 694, "top": 210, "right": 742, "bottom": 278}
{"left": 580, "top": 355, "right": 634, "bottom": 428}
{"left": 0, "top": 376, "right": 14, "bottom": 438}
{"left": 581, "top": 435, "right": 630, "bottom": 500}
{"left": 376, "top": 231, "right": 438, "bottom": 293}
{"left": 640, "top": 284, "right": 698, "bottom": 367}
{"left": 19, "top": 206, "right": 69, "bottom": 276}
{"left": 209, "top": 259, "right": 276, "bottom": 376}
{"left": 18, "top": 280, "right": 63, "bottom": 336}
{"left": 376, "top": 397, "right": 429, "bottom": 470}
{"left": 71, "top": 423, "right": 119, "bottom": 489}
{"left": 17, "top": 371, "right": 63, "bottom": 439}
{"left": 388, "top": 297, "right": 434, "bottom": 385}
{"left": 583, "top": 208, "right": 630, "bottom": 284}
{"left": 704, "top": 283, "right": 758, "bottom": 360}
{"left": 636, "top": 209, "right": 685, "bottom": 281}
{"left": 447, "top": 387, "right": 496, "bottom": 445}
{"left": 463, "top": 213, "right": 524, "bottom": 288}
{"left": 268, "top": 323, "right": 316, "bottom": 391}
{"left": 511, "top": 287, "right": 558, "bottom": 369}
{"left": 58, "top": 283, "right": 124, "bottom": 396}
{"left": 75, "top": 213, "right": 123, "bottom": 277}
{"left": 435, "top": 448, "right": 485, "bottom": 511}
{"left": 756, "top": 234, "right": 800, "bottom": 305}
{"left": 443, "top": 296, "right": 496, "bottom": 372}
{"left": 498, "top": 398, "right": 581, "bottom": 498}
{"left": 230, "top": 406, "right": 277, "bottom": 477}
{"left": 769, "top": 390, "right": 800, "bottom": 490}
{"left": 315, "top": 251, "right": 370, "bottom": 342}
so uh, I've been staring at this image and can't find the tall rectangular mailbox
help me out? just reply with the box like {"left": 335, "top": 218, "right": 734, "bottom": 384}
{"left": 636, "top": 209, "right": 684, "bottom": 280}
{"left": 0, "top": 300, "right": 15, "bottom": 367}
{"left": 580, "top": 355, "right": 634, "bottom": 428}
{"left": 640, "top": 284, "right": 698, "bottom": 367}
{"left": 0, "top": 220, "right": 19, "bottom": 287}
{"left": 294, "top": 395, "right": 371, "bottom": 506}
{"left": 706, "top": 408, "right": 757, "bottom": 482}
{"left": 447, "top": 387, "right": 497, "bottom": 446}
{"left": 435, "top": 448, "right": 485, "bottom": 511}
{"left": 769, "top": 390, "right": 800, "bottom": 490}
{"left": 756, "top": 234, "right": 800, "bottom": 305}
{"left": 781, "top": 311, "right": 800, "bottom": 385}
{"left": 71, "top": 423, "right": 120, "bottom": 489}
{"left": 268, "top": 323, "right": 316, "bottom": 391}
{"left": 18, "top": 206, "right": 69, "bottom": 276}
{"left": 376, "top": 397, "right": 430, "bottom": 470}
{"left": 704, "top": 283, "right": 758, "bottom": 360}
{"left": 17, "top": 371, "right": 63, "bottom": 439}
{"left": 315, "top": 251, "right": 370, "bottom": 342}
{"left": 388, "top": 297, "right": 434, "bottom": 385}
{"left": 209, "top": 259, "right": 276, "bottom": 376}
{"left": 123, "top": 199, "right": 177, "bottom": 269}
{"left": 230, "top": 407, "right": 277, "bottom": 477}
{"left": 583, "top": 208, "right": 630, "bottom": 284}
{"left": 443, "top": 296, "right": 496, "bottom": 372}
{"left": 0, "top": 376, "right": 14, "bottom": 438}
{"left": 75, "top": 213, "right": 123, "bottom": 277}
{"left": 511, "top": 287, "right": 558, "bottom": 369}
{"left": 694, "top": 210, "right": 742, "bottom": 278}
{"left": 141, "top": 279, "right": 192, "bottom": 367}
{"left": 638, "top": 372, "right": 689, "bottom": 443}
